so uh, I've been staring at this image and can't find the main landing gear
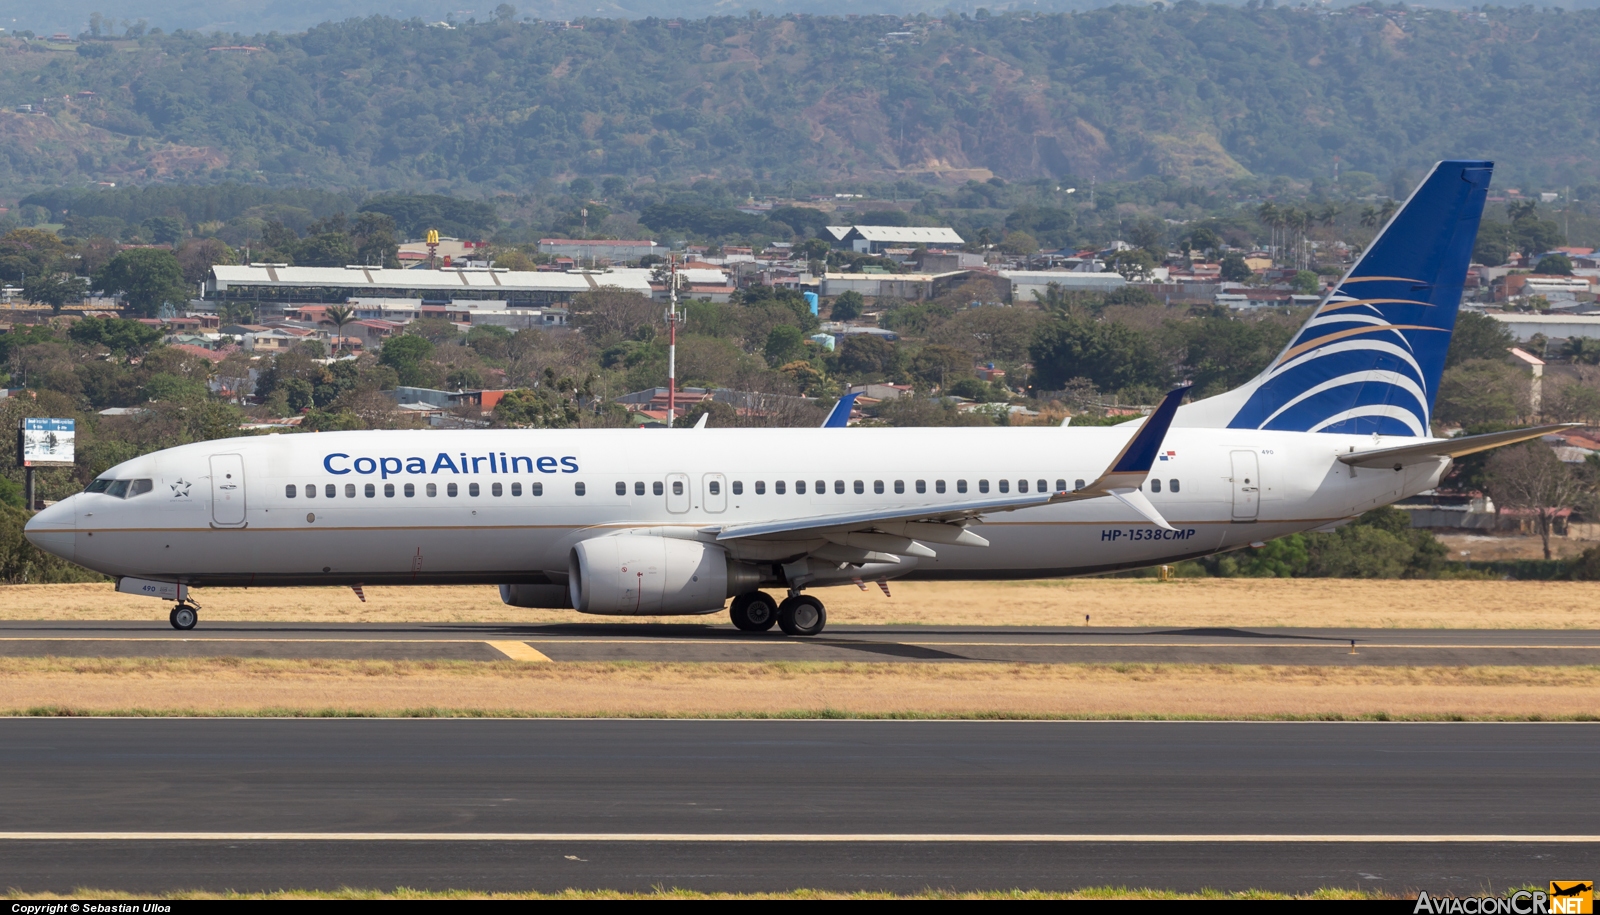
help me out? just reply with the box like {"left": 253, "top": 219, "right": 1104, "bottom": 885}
{"left": 169, "top": 600, "right": 200, "bottom": 631}
{"left": 729, "top": 591, "right": 826, "bottom": 637}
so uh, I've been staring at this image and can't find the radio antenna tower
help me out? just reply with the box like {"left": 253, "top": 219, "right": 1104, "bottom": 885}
{"left": 666, "top": 254, "right": 678, "bottom": 428}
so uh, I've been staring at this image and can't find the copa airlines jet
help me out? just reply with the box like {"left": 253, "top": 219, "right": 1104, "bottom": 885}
{"left": 24, "top": 160, "right": 1568, "bottom": 634}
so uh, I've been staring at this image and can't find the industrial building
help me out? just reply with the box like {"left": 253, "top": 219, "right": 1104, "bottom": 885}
{"left": 535, "top": 238, "right": 668, "bottom": 262}
{"left": 206, "top": 265, "right": 653, "bottom": 309}
{"left": 837, "top": 226, "right": 965, "bottom": 255}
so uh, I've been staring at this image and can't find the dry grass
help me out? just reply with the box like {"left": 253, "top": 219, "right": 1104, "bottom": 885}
{"left": 2, "top": 578, "right": 1598, "bottom": 629}
{"left": 3, "top": 658, "right": 1596, "bottom": 720}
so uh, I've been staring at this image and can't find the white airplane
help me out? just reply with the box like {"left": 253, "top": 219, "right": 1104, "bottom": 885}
{"left": 24, "top": 160, "right": 1567, "bottom": 634}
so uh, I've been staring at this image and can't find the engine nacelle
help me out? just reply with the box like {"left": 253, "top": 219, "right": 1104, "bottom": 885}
{"left": 569, "top": 536, "right": 762, "bottom": 615}
{"left": 498, "top": 584, "right": 572, "bottom": 609}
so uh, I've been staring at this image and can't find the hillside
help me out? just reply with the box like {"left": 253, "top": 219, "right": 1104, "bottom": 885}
{"left": 2, "top": 5, "right": 1599, "bottom": 193}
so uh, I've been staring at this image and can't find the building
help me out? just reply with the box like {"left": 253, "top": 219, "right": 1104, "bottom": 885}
{"left": 536, "top": 239, "right": 667, "bottom": 262}
{"left": 820, "top": 270, "right": 1005, "bottom": 302}
{"left": 1001, "top": 270, "right": 1127, "bottom": 303}
{"left": 207, "top": 265, "right": 653, "bottom": 309}
{"left": 840, "top": 226, "right": 964, "bottom": 255}
{"left": 1486, "top": 313, "right": 1600, "bottom": 342}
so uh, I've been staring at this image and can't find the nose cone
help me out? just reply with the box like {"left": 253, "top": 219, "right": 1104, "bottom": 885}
{"left": 24, "top": 498, "right": 75, "bottom": 562}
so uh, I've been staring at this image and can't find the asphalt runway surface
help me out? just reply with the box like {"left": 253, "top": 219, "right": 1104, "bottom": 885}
{"left": 0, "top": 719, "right": 1595, "bottom": 894}
{"left": 1, "top": 620, "right": 1599, "bottom": 665}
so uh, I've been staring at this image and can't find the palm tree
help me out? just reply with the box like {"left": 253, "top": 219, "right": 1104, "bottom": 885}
{"left": 325, "top": 304, "right": 355, "bottom": 357}
{"left": 1256, "top": 202, "right": 1280, "bottom": 255}
{"left": 1359, "top": 206, "right": 1381, "bottom": 229}
{"left": 1318, "top": 204, "right": 1340, "bottom": 228}
{"left": 1378, "top": 198, "right": 1399, "bottom": 224}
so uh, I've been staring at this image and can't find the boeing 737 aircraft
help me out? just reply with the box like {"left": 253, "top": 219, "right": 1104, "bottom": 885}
{"left": 23, "top": 160, "right": 1569, "bottom": 634}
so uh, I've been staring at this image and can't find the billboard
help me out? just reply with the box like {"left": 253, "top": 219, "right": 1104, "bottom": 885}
{"left": 18, "top": 418, "right": 75, "bottom": 466}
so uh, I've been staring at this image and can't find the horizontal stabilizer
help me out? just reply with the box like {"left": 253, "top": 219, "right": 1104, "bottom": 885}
{"left": 1337, "top": 424, "right": 1580, "bottom": 469}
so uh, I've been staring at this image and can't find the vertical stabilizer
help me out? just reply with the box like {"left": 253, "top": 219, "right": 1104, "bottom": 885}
{"left": 1175, "top": 160, "right": 1493, "bottom": 436}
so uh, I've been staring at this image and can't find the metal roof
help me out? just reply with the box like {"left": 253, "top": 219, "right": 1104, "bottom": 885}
{"left": 210, "top": 265, "right": 653, "bottom": 295}
{"left": 844, "top": 226, "right": 965, "bottom": 244}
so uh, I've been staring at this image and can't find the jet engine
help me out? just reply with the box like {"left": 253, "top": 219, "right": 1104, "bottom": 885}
{"left": 569, "top": 536, "right": 763, "bottom": 615}
{"left": 498, "top": 584, "right": 572, "bottom": 609}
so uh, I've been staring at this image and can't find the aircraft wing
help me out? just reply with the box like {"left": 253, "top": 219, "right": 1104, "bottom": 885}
{"left": 706, "top": 385, "right": 1191, "bottom": 548}
{"left": 1337, "top": 423, "right": 1580, "bottom": 469}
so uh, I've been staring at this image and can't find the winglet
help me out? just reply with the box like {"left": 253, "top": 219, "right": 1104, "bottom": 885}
{"left": 1094, "top": 385, "right": 1190, "bottom": 487}
{"left": 821, "top": 392, "right": 860, "bottom": 428}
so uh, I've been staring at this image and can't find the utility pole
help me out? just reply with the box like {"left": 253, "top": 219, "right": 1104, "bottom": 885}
{"left": 666, "top": 255, "right": 678, "bottom": 428}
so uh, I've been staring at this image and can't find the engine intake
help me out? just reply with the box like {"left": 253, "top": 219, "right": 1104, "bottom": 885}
{"left": 569, "top": 536, "right": 761, "bottom": 615}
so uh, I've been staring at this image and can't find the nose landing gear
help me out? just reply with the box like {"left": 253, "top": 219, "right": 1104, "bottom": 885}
{"left": 169, "top": 600, "right": 200, "bottom": 631}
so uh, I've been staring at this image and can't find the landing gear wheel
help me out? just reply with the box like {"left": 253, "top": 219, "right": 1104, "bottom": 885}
{"left": 169, "top": 604, "right": 197, "bottom": 631}
{"left": 730, "top": 591, "right": 779, "bottom": 632}
{"left": 777, "top": 595, "right": 826, "bottom": 637}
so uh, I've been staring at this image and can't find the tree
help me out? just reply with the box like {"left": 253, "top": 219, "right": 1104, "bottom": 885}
{"left": 829, "top": 291, "right": 865, "bottom": 322}
{"left": 23, "top": 273, "right": 85, "bottom": 313}
{"left": 176, "top": 238, "right": 237, "bottom": 285}
{"left": 571, "top": 288, "right": 658, "bottom": 346}
{"left": 1487, "top": 443, "right": 1590, "bottom": 560}
{"left": 1030, "top": 315, "right": 1168, "bottom": 393}
{"left": 324, "top": 305, "right": 355, "bottom": 356}
{"left": 378, "top": 334, "right": 437, "bottom": 387}
{"left": 906, "top": 344, "right": 974, "bottom": 392}
{"left": 1108, "top": 248, "right": 1155, "bottom": 281}
{"left": 67, "top": 316, "right": 164, "bottom": 356}
{"left": 1434, "top": 359, "right": 1528, "bottom": 427}
{"left": 1445, "top": 311, "right": 1515, "bottom": 369}
{"left": 1291, "top": 270, "right": 1321, "bottom": 295}
{"left": 93, "top": 249, "right": 189, "bottom": 318}
{"left": 999, "top": 230, "right": 1039, "bottom": 256}
{"left": 834, "top": 334, "right": 897, "bottom": 379}
{"left": 763, "top": 324, "right": 805, "bottom": 367}
{"left": 1535, "top": 253, "right": 1574, "bottom": 275}
{"left": 494, "top": 3, "right": 517, "bottom": 21}
{"left": 1219, "top": 253, "right": 1253, "bottom": 282}
{"left": 0, "top": 229, "right": 68, "bottom": 284}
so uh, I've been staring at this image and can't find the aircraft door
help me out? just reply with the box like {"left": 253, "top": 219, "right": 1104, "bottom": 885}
{"left": 210, "top": 453, "right": 247, "bottom": 526}
{"left": 665, "top": 473, "right": 690, "bottom": 513}
{"left": 1229, "top": 450, "right": 1259, "bottom": 521}
{"left": 703, "top": 473, "right": 727, "bottom": 513}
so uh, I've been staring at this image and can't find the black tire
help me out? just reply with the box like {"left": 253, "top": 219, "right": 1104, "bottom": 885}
{"left": 777, "top": 595, "right": 826, "bottom": 637}
{"left": 730, "top": 591, "right": 778, "bottom": 632}
{"left": 169, "top": 604, "right": 197, "bottom": 631}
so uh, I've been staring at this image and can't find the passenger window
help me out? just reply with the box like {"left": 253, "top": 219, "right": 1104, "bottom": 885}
{"left": 894, "top": 480, "right": 904, "bottom": 494}
{"left": 1017, "top": 479, "right": 1028, "bottom": 493}
{"left": 1151, "top": 479, "right": 1161, "bottom": 493}
{"left": 709, "top": 481, "right": 721, "bottom": 496}
{"left": 916, "top": 480, "right": 926, "bottom": 494}
{"left": 853, "top": 480, "right": 864, "bottom": 494}
{"left": 447, "top": 483, "right": 458, "bottom": 497}
{"left": 492, "top": 482, "right": 502, "bottom": 497}
{"left": 326, "top": 483, "right": 336, "bottom": 498}
{"left": 835, "top": 480, "right": 844, "bottom": 494}
{"left": 575, "top": 482, "right": 586, "bottom": 496}
{"left": 427, "top": 483, "right": 437, "bottom": 497}
{"left": 405, "top": 483, "right": 416, "bottom": 497}
{"left": 653, "top": 481, "right": 664, "bottom": 496}
{"left": 937, "top": 480, "right": 946, "bottom": 494}
{"left": 511, "top": 482, "right": 522, "bottom": 496}
{"left": 815, "top": 480, "right": 825, "bottom": 494}
{"left": 532, "top": 482, "right": 543, "bottom": 496}
{"left": 873, "top": 480, "right": 883, "bottom": 494}
{"left": 306, "top": 484, "right": 317, "bottom": 498}
{"left": 755, "top": 481, "right": 766, "bottom": 495}
{"left": 732, "top": 481, "right": 743, "bottom": 495}
{"left": 345, "top": 483, "right": 357, "bottom": 498}
{"left": 365, "top": 483, "right": 376, "bottom": 498}
{"left": 957, "top": 480, "right": 967, "bottom": 494}
{"left": 1038, "top": 479, "right": 1048, "bottom": 493}
{"left": 979, "top": 480, "right": 990, "bottom": 494}
{"left": 384, "top": 483, "right": 395, "bottom": 497}
{"left": 616, "top": 482, "right": 627, "bottom": 496}
{"left": 672, "top": 480, "right": 683, "bottom": 496}
{"left": 796, "top": 480, "right": 807, "bottom": 494}
{"left": 998, "top": 480, "right": 1009, "bottom": 493}
{"left": 1074, "top": 479, "right": 1085, "bottom": 491}
{"left": 1171, "top": 479, "right": 1180, "bottom": 493}
{"left": 468, "top": 483, "right": 480, "bottom": 497}
{"left": 285, "top": 484, "right": 296, "bottom": 498}
{"left": 635, "top": 482, "right": 645, "bottom": 495}
{"left": 776, "top": 480, "right": 786, "bottom": 495}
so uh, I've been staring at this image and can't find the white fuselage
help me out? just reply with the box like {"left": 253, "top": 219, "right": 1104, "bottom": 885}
{"left": 27, "top": 426, "right": 1448, "bottom": 603}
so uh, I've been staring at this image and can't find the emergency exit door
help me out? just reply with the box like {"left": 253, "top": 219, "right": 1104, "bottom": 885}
{"left": 1229, "top": 450, "right": 1259, "bottom": 521}
{"left": 665, "top": 472, "right": 690, "bottom": 513}
{"left": 210, "top": 454, "right": 246, "bottom": 526}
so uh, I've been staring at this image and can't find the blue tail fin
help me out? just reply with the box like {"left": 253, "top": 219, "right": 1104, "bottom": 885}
{"left": 821, "top": 391, "right": 859, "bottom": 428}
{"left": 1177, "top": 160, "right": 1493, "bottom": 437}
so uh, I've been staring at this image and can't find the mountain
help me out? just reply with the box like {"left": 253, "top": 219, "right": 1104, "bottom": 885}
{"left": 3, "top": 5, "right": 1600, "bottom": 194}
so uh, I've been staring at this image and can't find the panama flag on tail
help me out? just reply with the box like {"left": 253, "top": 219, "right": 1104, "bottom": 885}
{"left": 1177, "top": 160, "right": 1493, "bottom": 437}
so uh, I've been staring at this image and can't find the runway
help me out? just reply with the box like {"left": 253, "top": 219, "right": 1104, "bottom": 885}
{"left": 0, "top": 719, "right": 1594, "bottom": 894}
{"left": 1, "top": 620, "right": 1598, "bottom": 665}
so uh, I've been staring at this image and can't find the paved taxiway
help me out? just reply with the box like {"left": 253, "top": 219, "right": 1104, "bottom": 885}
{"left": 0, "top": 719, "right": 1594, "bottom": 894}
{"left": 1, "top": 620, "right": 1598, "bottom": 665}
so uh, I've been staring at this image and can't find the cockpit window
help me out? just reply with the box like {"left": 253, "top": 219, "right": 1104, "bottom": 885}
{"left": 87, "top": 478, "right": 152, "bottom": 499}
